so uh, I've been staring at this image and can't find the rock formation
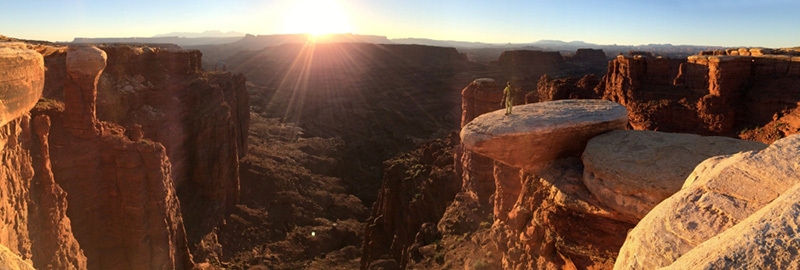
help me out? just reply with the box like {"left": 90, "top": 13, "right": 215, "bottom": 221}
{"left": 534, "top": 74, "right": 600, "bottom": 102}
{"left": 33, "top": 45, "right": 193, "bottom": 270}
{"left": 0, "top": 244, "right": 35, "bottom": 270}
{"left": 0, "top": 39, "right": 249, "bottom": 269}
{"left": 595, "top": 52, "right": 800, "bottom": 141}
{"left": 615, "top": 134, "right": 800, "bottom": 269}
{"left": 458, "top": 99, "right": 630, "bottom": 269}
{"left": 361, "top": 136, "right": 461, "bottom": 269}
{"left": 582, "top": 130, "right": 767, "bottom": 223}
{"left": 665, "top": 165, "right": 800, "bottom": 269}
{"left": 90, "top": 45, "right": 248, "bottom": 247}
{"left": 460, "top": 78, "right": 505, "bottom": 127}
{"left": 63, "top": 45, "right": 105, "bottom": 138}
{"left": 460, "top": 99, "right": 627, "bottom": 172}
{"left": 0, "top": 42, "right": 89, "bottom": 270}
{"left": 0, "top": 43, "right": 44, "bottom": 127}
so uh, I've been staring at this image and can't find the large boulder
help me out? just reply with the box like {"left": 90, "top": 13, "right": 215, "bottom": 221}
{"left": 0, "top": 42, "right": 44, "bottom": 127}
{"left": 614, "top": 134, "right": 800, "bottom": 269}
{"left": 460, "top": 99, "right": 627, "bottom": 172}
{"left": 665, "top": 180, "right": 800, "bottom": 269}
{"left": 582, "top": 130, "right": 766, "bottom": 222}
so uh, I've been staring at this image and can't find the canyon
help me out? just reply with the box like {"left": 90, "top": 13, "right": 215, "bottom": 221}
{"left": 0, "top": 39, "right": 247, "bottom": 269}
{"left": 0, "top": 32, "right": 799, "bottom": 270}
{"left": 363, "top": 48, "right": 800, "bottom": 269}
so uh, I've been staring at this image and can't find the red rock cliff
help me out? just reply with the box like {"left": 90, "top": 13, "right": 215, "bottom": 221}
{"left": 0, "top": 42, "right": 87, "bottom": 269}
{"left": 90, "top": 45, "right": 248, "bottom": 246}
{"left": 598, "top": 51, "right": 800, "bottom": 139}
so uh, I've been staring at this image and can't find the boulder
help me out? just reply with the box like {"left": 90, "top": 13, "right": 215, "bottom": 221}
{"left": 582, "top": 130, "right": 766, "bottom": 222}
{"left": 0, "top": 42, "right": 44, "bottom": 127}
{"left": 664, "top": 180, "right": 800, "bottom": 269}
{"left": 614, "top": 134, "right": 800, "bottom": 269}
{"left": 460, "top": 99, "right": 627, "bottom": 172}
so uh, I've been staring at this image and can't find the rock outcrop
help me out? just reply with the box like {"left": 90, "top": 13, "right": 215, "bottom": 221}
{"left": 455, "top": 99, "right": 634, "bottom": 269}
{"left": 0, "top": 42, "right": 88, "bottom": 270}
{"left": 596, "top": 52, "right": 800, "bottom": 141}
{"left": 534, "top": 74, "right": 601, "bottom": 102}
{"left": 33, "top": 45, "right": 194, "bottom": 270}
{"left": 91, "top": 45, "right": 248, "bottom": 247}
{"left": 460, "top": 99, "right": 627, "bottom": 172}
{"left": 63, "top": 45, "right": 105, "bottom": 138}
{"left": 361, "top": 136, "right": 461, "bottom": 269}
{"left": 460, "top": 78, "right": 505, "bottom": 127}
{"left": 665, "top": 174, "right": 800, "bottom": 269}
{"left": 582, "top": 130, "right": 767, "bottom": 223}
{"left": 0, "top": 43, "right": 44, "bottom": 126}
{"left": 615, "top": 134, "right": 800, "bottom": 269}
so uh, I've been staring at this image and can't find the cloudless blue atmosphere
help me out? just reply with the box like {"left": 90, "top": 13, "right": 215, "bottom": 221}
{"left": 1, "top": 0, "right": 798, "bottom": 47}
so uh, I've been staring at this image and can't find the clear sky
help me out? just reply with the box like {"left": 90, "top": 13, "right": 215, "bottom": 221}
{"left": 1, "top": 0, "right": 798, "bottom": 47}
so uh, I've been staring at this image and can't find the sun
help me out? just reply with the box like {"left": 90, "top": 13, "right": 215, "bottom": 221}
{"left": 283, "top": 0, "right": 354, "bottom": 36}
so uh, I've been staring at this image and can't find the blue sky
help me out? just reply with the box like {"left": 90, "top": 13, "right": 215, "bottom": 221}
{"left": 1, "top": 0, "right": 798, "bottom": 47}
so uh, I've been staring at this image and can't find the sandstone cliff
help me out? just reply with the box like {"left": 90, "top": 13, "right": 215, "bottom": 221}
{"left": 0, "top": 39, "right": 248, "bottom": 270}
{"left": 595, "top": 51, "right": 800, "bottom": 141}
{"left": 0, "top": 42, "right": 88, "bottom": 270}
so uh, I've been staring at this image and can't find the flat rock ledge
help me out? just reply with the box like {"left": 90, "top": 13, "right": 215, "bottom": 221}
{"left": 582, "top": 130, "right": 767, "bottom": 223}
{"left": 0, "top": 42, "right": 44, "bottom": 127}
{"left": 461, "top": 99, "right": 627, "bottom": 172}
{"left": 614, "top": 134, "right": 800, "bottom": 270}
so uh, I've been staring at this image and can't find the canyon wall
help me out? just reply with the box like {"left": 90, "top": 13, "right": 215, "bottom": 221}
{"left": 0, "top": 40, "right": 247, "bottom": 269}
{"left": 596, "top": 51, "right": 800, "bottom": 140}
{"left": 0, "top": 42, "right": 87, "bottom": 270}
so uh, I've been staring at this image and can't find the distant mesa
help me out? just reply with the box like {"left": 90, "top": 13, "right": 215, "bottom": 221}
{"left": 151, "top": 30, "right": 245, "bottom": 38}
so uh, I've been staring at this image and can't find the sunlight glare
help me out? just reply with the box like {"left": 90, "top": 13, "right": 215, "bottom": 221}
{"left": 283, "top": 0, "right": 354, "bottom": 36}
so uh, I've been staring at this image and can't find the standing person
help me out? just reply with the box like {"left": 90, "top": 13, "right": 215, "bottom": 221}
{"left": 502, "top": 81, "right": 515, "bottom": 115}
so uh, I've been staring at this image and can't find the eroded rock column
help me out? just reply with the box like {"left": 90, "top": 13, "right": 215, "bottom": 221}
{"left": 64, "top": 45, "right": 106, "bottom": 138}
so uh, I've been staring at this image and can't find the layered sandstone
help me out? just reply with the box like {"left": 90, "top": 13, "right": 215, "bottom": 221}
{"left": 0, "top": 42, "right": 88, "bottom": 270}
{"left": 666, "top": 175, "right": 800, "bottom": 269}
{"left": 615, "top": 134, "right": 800, "bottom": 269}
{"left": 0, "top": 43, "right": 44, "bottom": 126}
{"left": 36, "top": 44, "right": 248, "bottom": 260}
{"left": 597, "top": 52, "right": 800, "bottom": 140}
{"left": 456, "top": 99, "right": 633, "bottom": 269}
{"left": 582, "top": 130, "right": 766, "bottom": 222}
{"left": 32, "top": 45, "right": 194, "bottom": 270}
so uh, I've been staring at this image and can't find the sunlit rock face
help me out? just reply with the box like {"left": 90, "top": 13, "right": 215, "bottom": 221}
{"left": 615, "top": 134, "right": 800, "bottom": 270}
{"left": 0, "top": 43, "right": 44, "bottom": 126}
{"left": 582, "top": 130, "right": 766, "bottom": 223}
{"left": 460, "top": 99, "right": 627, "bottom": 172}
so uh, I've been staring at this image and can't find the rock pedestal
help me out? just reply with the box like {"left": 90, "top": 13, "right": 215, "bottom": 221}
{"left": 64, "top": 45, "right": 106, "bottom": 138}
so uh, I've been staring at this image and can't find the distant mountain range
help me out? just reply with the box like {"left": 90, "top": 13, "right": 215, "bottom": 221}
{"left": 71, "top": 31, "right": 727, "bottom": 62}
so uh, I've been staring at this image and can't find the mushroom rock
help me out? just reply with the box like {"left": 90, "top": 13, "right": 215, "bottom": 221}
{"left": 460, "top": 99, "right": 627, "bottom": 172}
{"left": 64, "top": 45, "right": 106, "bottom": 138}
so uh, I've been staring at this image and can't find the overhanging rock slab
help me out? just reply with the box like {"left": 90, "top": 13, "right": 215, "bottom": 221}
{"left": 460, "top": 99, "right": 627, "bottom": 172}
